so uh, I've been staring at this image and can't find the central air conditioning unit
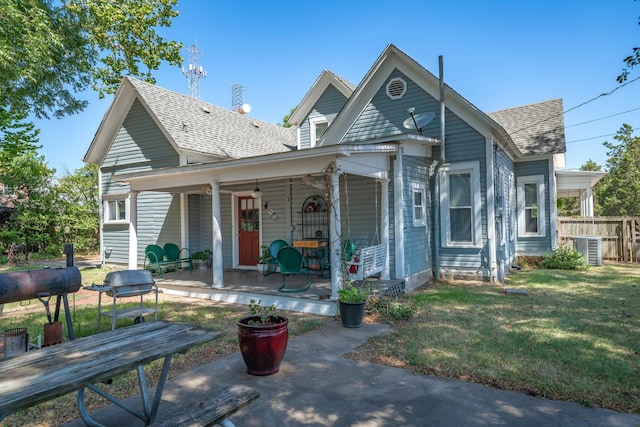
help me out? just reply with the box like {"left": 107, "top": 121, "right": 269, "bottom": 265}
{"left": 573, "top": 236, "right": 603, "bottom": 266}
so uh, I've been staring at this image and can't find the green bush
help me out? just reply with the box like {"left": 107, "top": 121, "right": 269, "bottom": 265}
{"left": 539, "top": 245, "right": 586, "bottom": 270}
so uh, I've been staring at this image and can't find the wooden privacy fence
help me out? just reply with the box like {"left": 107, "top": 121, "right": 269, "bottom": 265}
{"left": 557, "top": 217, "right": 640, "bottom": 262}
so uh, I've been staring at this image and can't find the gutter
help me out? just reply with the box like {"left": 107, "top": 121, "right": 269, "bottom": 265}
{"left": 433, "top": 55, "right": 446, "bottom": 280}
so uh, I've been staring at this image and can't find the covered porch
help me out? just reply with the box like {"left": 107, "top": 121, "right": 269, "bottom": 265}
{"left": 116, "top": 145, "right": 400, "bottom": 302}
{"left": 154, "top": 268, "right": 404, "bottom": 316}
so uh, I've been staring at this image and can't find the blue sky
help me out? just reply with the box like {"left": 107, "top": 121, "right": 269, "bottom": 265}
{"left": 35, "top": 0, "right": 640, "bottom": 175}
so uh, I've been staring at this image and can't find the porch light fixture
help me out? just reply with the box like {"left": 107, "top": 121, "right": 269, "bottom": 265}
{"left": 251, "top": 180, "right": 263, "bottom": 199}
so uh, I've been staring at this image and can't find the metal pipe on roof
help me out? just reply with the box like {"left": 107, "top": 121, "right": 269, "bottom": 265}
{"left": 434, "top": 55, "right": 445, "bottom": 280}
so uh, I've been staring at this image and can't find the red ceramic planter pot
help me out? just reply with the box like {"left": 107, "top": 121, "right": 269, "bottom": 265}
{"left": 237, "top": 315, "right": 288, "bottom": 376}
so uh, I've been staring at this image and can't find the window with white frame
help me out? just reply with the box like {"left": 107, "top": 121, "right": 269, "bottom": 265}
{"left": 412, "top": 182, "right": 426, "bottom": 226}
{"left": 517, "top": 175, "right": 546, "bottom": 237}
{"left": 439, "top": 161, "right": 481, "bottom": 247}
{"left": 309, "top": 116, "right": 329, "bottom": 146}
{"left": 104, "top": 197, "right": 128, "bottom": 223}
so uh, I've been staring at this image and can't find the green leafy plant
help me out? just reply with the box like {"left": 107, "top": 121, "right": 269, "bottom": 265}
{"left": 337, "top": 283, "right": 370, "bottom": 303}
{"left": 254, "top": 245, "right": 270, "bottom": 264}
{"left": 192, "top": 249, "right": 211, "bottom": 260}
{"left": 539, "top": 244, "right": 586, "bottom": 270}
{"left": 247, "top": 298, "right": 281, "bottom": 325}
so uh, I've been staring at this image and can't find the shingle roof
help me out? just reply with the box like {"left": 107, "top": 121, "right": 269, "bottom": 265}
{"left": 126, "top": 77, "right": 296, "bottom": 159}
{"left": 488, "top": 98, "right": 566, "bottom": 156}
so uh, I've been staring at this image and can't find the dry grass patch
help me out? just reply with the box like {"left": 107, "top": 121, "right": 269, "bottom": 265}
{"left": 348, "top": 264, "right": 640, "bottom": 413}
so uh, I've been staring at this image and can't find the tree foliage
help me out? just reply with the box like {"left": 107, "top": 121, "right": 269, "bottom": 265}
{"left": 0, "top": 0, "right": 182, "bottom": 119}
{"left": 596, "top": 124, "right": 640, "bottom": 216}
{"left": 618, "top": 14, "right": 640, "bottom": 83}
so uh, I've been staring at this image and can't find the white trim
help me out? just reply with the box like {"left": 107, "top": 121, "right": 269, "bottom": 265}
{"left": 394, "top": 149, "right": 405, "bottom": 278}
{"left": 309, "top": 116, "right": 329, "bottom": 148}
{"left": 411, "top": 181, "right": 427, "bottom": 227}
{"left": 103, "top": 197, "right": 129, "bottom": 223}
{"left": 386, "top": 77, "right": 407, "bottom": 100}
{"left": 486, "top": 139, "right": 497, "bottom": 280}
{"left": 517, "top": 174, "right": 546, "bottom": 238}
{"left": 439, "top": 161, "right": 482, "bottom": 248}
{"left": 548, "top": 160, "right": 558, "bottom": 248}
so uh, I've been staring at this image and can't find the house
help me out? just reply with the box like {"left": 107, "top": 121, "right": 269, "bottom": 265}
{"left": 85, "top": 43, "right": 580, "bottom": 300}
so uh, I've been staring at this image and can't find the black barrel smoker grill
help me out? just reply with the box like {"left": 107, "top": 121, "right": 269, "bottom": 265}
{"left": 0, "top": 267, "right": 82, "bottom": 341}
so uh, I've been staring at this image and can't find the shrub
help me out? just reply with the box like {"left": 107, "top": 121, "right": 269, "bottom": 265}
{"left": 539, "top": 245, "right": 586, "bottom": 270}
{"left": 368, "top": 294, "right": 416, "bottom": 323}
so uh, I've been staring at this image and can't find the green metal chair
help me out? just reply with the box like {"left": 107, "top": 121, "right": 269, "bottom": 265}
{"left": 143, "top": 244, "right": 175, "bottom": 277}
{"left": 163, "top": 243, "right": 193, "bottom": 271}
{"left": 264, "top": 239, "right": 289, "bottom": 276}
{"left": 319, "top": 239, "right": 356, "bottom": 278}
{"left": 276, "top": 246, "right": 310, "bottom": 292}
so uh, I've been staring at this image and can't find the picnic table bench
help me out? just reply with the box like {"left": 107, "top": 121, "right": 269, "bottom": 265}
{"left": 0, "top": 320, "right": 259, "bottom": 426}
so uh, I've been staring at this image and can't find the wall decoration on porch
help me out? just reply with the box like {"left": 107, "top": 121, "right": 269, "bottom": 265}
{"left": 300, "top": 195, "right": 328, "bottom": 241}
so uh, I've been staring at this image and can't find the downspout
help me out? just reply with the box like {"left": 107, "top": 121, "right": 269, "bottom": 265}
{"left": 433, "top": 55, "right": 445, "bottom": 280}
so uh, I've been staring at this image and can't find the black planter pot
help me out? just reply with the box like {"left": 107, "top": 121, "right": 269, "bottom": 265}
{"left": 237, "top": 315, "right": 288, "bottom": 376}
{"left": 339, "top": 301, "right": 366, "bottom": 328}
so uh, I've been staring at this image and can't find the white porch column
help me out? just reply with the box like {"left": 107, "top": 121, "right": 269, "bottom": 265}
{"left": 180, "top": 193, "right": 188, "bottom": 248}
{"left": 379, "top": 178, "right": 391, "bottom": 280}
{"left": 211, "top": 180, "right": 224, "bottom": 288}
{"left": 127, "top": 190, "right": 138, "bottom": 270}
{"left": 329, "top": 170, "right": 343, "bottom": 300}
{"left": 393, "top": 149, "right": 405, "bottom": 279}
{"left": 581, "top": 188, "right": 594, "bottom": 217}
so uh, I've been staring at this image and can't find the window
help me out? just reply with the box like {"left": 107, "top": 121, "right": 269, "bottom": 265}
{"left": 412, "top": 182, "right": 426, "bottom": 226}
{"left": 104, "top": 197, "right": 128, "bottom": 223}
{"left": 439, "top": 162, "right": 481, "bottom": 247}
{"left": 309, "top": 117, "right": 329, "bottom": 146}
{"left": 517, "top": 175, "right": 546, "bottom": 237}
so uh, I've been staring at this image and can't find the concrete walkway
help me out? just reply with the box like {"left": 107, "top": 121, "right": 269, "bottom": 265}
{"left": 62, "top": 319, "right": 640, "bottom": 427}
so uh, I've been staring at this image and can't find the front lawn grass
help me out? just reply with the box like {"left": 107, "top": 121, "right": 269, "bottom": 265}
{"left": 0, "top": 262, "right": 326, "bottom": 427}
{"left": 350, "top": 263, "right": 640, "bottom": 413}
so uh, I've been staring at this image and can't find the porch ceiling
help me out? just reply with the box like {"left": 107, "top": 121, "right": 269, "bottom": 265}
{"left": 113, "top": 144, "right": 398, "bottom": 193}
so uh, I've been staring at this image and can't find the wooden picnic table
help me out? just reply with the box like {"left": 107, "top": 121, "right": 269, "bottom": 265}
{"left": 0, "top": 320, "right": 223, "bottom": 426}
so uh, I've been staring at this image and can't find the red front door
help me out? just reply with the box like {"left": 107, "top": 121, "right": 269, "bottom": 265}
{"left": 238, "top": 196, "right": 260, "bottom": 265}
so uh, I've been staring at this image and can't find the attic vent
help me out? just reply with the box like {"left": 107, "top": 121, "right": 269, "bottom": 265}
{"left": 386, "top": 77, "right": 407, "bottom": 100}
{"left": 251, "top": 121, "right": 260, "bottom": 128}
{"left": 201, "top": 106, "right": 211, "bottom": 114}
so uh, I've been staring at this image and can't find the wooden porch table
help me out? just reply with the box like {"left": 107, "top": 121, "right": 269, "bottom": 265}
{"left": 293, "top": 240, "right": 328, "bottom": 272}
{"left": 0, "top": 320, "right": 222, "bottom": 426}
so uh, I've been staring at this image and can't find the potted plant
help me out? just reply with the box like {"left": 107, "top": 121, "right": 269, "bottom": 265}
{"left": 237, "top": 299, "right": 288, "bottom": 376}
{"left": 192, "top": 250, "right": 210, "bottom": 270}
{"left": 254, "top": 245, "right": 270, "bottom": 274}
{"left": 337, "top": 282, "right": 370, "bottom": 328}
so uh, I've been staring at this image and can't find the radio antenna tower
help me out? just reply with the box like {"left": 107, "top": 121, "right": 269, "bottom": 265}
{"left": 182, "top": 41, "right": 207, "bottom": 99}
{"left": 230, "top": 84, "right": 246, "bottom": 113}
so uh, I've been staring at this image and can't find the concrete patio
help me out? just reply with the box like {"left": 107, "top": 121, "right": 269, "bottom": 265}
{"left": 154, "top": 267, "right": 404, "bottom": 316}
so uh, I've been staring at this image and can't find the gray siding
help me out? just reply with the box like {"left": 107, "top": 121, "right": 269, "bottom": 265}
{"left": 137, "top": 192, "right": 181, "bottom": 265}
{"left": 436, "top": 111, "right": 488, "bottom": 271}
{"left": 495, "top": 150, "right": 516, "bottom": 279}
{"left": 101, "top": 99, "right": 182, "bottom": 265}
{"left": 102, "top": 100, "right": 180, "bottom": 176}
{"left": 300, "top": 85, "right": 348, "bottom": 149}
{"left": 344, "top": 69, "right": 441, "bottom": 143}
{"left": 402, "top": 156, "right": 431, "bottom": 276}
{"left": 515, "top": 159, "right": 552, "bottom": 254}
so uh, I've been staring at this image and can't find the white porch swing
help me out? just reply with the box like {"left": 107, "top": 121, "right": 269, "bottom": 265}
{"left": 342, "top": 174, "right": 387, "bottom": 281}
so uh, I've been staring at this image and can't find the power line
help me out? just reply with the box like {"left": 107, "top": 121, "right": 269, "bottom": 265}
{"left": 509, "top": 75, "right": 640, "bottom": 136}
{"left": 565, "top": 107, "right": 640, "bottom": 128}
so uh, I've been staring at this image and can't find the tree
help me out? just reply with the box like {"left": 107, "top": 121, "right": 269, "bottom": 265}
{"left": 596, "top": 124, "right": 640, "bottom": 216}
{"left": 55, "top": 163, "right": 100, "bottom": 253}
{"left": 0, "top": 152, "right": 57, "bottom": 254}
{"left": 279, "top": 107, "right": 296, "bottom": 128}
{"left": 0, "top": 0, "right": 182, "bottom": 120}
{"left": 618, "top": 15, "right": 640, "bottom": 82}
